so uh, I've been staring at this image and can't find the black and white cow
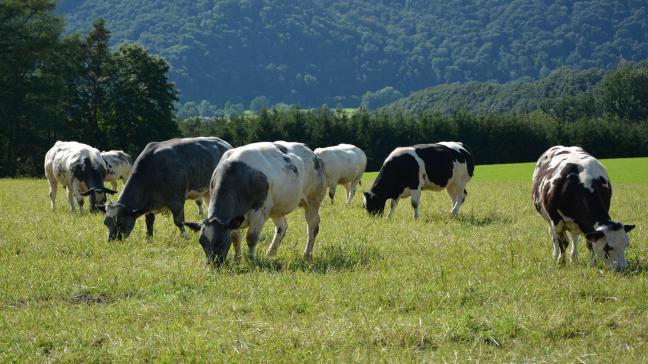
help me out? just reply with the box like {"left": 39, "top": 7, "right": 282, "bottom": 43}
{"left": 44, "top": 141, "right": 117, "bottom": 213}
{"left": 100, "top": 150, "right": 132, "bottom": 190}
{"left": 532, "top": 146, "right": 635, "bottom": 270}
{"left": 314, "top": 143, "right": 367, "bottom": 204}
{"left": 363, "top": 142, "right": 474, "bottom": 218}
{"left": 102, "top": 137, "right": 232, "bottom": 241}
{"left": 185, "top": 141, "right": 327, "bottom": 265}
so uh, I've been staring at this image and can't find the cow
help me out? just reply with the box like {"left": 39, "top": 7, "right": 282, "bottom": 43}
{"left": 184, "top": 141, "right": 327, "bottom": 265}
{"left": 102, "top": 137, "right": 232, "bottom": 241}
{"left": 532, "top": 146, "right": 635, "bottom": 270}
{"left": 314, "top": 143, "right": 367, "bottom": 204}
{"left": 100, "top": 150, "right": 132, "bottom": 190}
{"left": 44, "top": 141, "right": 117, "bottom": 213}
{"left": 363, "top": 142, "right": 474, "bottom": 219}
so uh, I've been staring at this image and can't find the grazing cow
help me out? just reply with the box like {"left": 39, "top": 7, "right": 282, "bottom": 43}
{"left": 44, "top": 141, "right": 117, "bottom": 213}
{"left": 100, "top": 150, "right": 132, "bottom": 190}
{"left": 363, "top": 142, "right": 474, "bottom": 218}
{"left": 185, "top": 141, "right": 327, "bottom": 265}
{"left": 102, "top": 137, "right": 232, "bottom": 241}
{"left": 532, "top": 146, "right": 635, "bottom": 270}
{"left": 314, "top": 143, "right": 367, "bottom": 203}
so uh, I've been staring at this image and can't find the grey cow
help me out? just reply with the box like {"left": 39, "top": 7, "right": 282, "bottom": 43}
{"left": 102, "top": 137, "right": 232, "bottom": 240}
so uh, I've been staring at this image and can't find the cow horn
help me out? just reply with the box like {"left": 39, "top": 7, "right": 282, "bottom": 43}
{"left": 81, "top": 188, "right": 97, "bottom": 196}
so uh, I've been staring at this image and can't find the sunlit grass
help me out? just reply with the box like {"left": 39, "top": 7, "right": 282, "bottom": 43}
{"left": 1, "top": 158, "right": 647, "bottom": 361}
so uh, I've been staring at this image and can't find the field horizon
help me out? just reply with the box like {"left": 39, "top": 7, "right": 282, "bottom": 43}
{"left": 1, "top": 157, "right": 647, "bottom": 361}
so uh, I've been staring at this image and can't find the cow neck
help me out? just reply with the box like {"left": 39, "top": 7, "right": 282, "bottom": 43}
{"left": 573, "top": 197, "right": 612, "bottom": 235}
{"left": 117, "top": 172, "right": 152, "bottom": 211}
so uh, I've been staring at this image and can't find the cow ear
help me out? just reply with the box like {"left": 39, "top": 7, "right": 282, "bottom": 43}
{"left": 228, "top": 215, "right": 245, "bottom": 229}
{"left": 184, "top": 222, "right": 202, "bottom": 232}
{"left": 585, "top": 231, "right": 605, "bottom": 241}
{"left": 624, "top": 224, "right": 636, "bottom": 233}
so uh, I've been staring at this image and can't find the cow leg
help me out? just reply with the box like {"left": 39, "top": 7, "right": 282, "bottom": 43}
{"left": 410, "top": 189, "right": 422, "bottom": 219}
{"left": 145, "top": 213, "right": 155, "bottom": 241}
{"left": 47, "top": 178, "right": 57, "bottom": 211}
{"left": 195, "top": 199, "right": 204, "bottom": 216}
{"left": 448, "top": 183, "right": 465, "bottom": 216}
{"left": 266, "top": 216, "right": 288, "bottom": 257}
{"left": 111, "top": 181, "right": 118, "bottom": 191}
{"left": 387, "top": 198, "right": 399, "bottom": 218}
{"left": 246, "top": 211, "right": 266, "bottom": 259}
{"left": 550, "top": 225, "right": 568, "bottom": 264}
{"left": 170, "top": 204, "right": 186, "bottom": 237}
{"left": 231, "top": 230, "right": 242, "bottom": 260}
{"left": 347, "top": 179, "right": 360, "bottom": 203}
{"left": 586, "top": 240, "right": 596, "bottom": 267}
{"left": 66, "top": 187, "right": 76, "bottom": 212}
{"left": 570, "top": 233, "right": 579, "bottom": 264}
{"left": 328, "top": 183, "right": 337, "bottom": 204}
{"left": 303, "top": 204, "right": 321, "bottom": 259}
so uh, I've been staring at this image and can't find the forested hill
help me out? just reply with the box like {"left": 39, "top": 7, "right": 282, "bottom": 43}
{"left": 58, "top": 0, "right": 648, "bottom": 107}
{"left": 383, "top": 67, "right": 606, "bottom": 115}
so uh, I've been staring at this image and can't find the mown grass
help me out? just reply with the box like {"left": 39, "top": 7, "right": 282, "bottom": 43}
{"left": 1, "top": 158, "right": 647, "bottom": 362}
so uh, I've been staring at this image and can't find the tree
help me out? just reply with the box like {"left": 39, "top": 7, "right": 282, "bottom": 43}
{"left": 361, "top": 87, "right": 404, "bottom": 110}
{"left": 249, "top": 96, "right": 270, "bottom": 112}
{"left": 0, "top": 0, "right": 66, "bottom": 176}
{"left": 599, "top": 62, "right": 648, "bottom": 122}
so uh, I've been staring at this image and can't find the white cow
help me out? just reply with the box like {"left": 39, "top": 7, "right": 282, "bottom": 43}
{"left": 185, "top": 141, "right": 327, "bottom": 265}
{"left": 314, "top": 143, "right": 367, "bottom": 203}
{"left": 100, "top": 150, "right": 132, "bottom": 190}
{"left": 44, "top": 141, "right": 116, "bottom": 213}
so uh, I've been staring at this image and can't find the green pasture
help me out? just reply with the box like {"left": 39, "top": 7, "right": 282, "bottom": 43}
{"left": 1, "top": 158, "right": 647, "bottom": 361}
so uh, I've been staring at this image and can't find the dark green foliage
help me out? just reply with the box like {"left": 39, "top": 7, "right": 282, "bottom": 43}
{"left": 361, "top": 87, "right": 404, "bottom": 111}
{"left": 58, "top": 0, "right": 648, "bottom": 107}
{"left": 0, "top": 2, "right": 178, "bottom": 177}
{"left": 178, "top": 109, "right": 648, "bottom": 170}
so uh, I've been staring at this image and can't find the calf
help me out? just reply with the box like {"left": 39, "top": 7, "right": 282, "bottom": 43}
{"left": 44, "top": 141, "right": 116, "bottom": 213}
{"left": 185, "top": 141, "right": 327, "bottom": 265}
{"left": 102, "top": 137, "right": 232, "bottom": 241}
{"left": 314, "top": 143, "right": 367, "bottom": 203}
{"left": 363, "top": 142, "right": 474, "bottom": 218}
{"left": 101, "top": 150, "right": 132, "bottom": 190}
{"left": 532, "top": 146, "right": 635, "bottom": 270}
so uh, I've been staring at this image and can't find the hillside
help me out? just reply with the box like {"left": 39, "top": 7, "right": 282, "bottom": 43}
{"left": 58, "top": 0, "right": 648, "bottom": 107}
{"left": 383, "top": 67, "right": 606, "bottom": 114}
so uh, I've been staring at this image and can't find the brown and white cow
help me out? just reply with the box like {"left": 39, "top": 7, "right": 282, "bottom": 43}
{"left": 532, "top": 146, "right": 635, "bottom": 270}
{"left": 363, "top": 142, "right": 474, "bottom": 218}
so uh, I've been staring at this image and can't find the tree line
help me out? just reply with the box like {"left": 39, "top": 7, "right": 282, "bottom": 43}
{"left": 0, "top": 0, "right": 177, "bottom": 177}
{"left": 178, "top": 108, "right": 648, "bottom": 171}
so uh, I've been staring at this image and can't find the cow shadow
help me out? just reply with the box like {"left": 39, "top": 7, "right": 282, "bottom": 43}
{"left": 223, "top": 243, "right": 382, "bottom": 274}
{"left": 424, "top": 209, "right": 512, "bottom": 227}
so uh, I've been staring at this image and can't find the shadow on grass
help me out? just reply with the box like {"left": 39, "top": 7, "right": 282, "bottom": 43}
{"left": 221, "top": 243, "right": 382, "bottom": 274}
{"left": 423, "top": 209, "right": 512, "bottom": 226}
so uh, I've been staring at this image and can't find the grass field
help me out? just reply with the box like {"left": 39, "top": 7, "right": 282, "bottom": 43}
{"left": 1, "top": 158, "right": 647, "bottom": 362}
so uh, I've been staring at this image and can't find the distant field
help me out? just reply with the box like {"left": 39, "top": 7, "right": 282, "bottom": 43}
{"left": 1, "top": 158, "right": 647, "bottom": 361}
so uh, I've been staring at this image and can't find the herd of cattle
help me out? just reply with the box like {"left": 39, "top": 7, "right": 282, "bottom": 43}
{"left": 43, "top": 137, "right": 635, "bottom": 270}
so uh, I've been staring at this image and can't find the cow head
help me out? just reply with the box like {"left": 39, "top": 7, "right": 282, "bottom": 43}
{"left": 363, "top": 192, "right": 386, "bottom": 216}
{"left": 81, "top": 187, "right": 117, "bottom": 212}
{"left": 586, "top": 223, "right": 635, "bottom": 271}
{"left": 103, "top": 202, "right": 137, "bottom": 241}
{"left": 185, "top": 215, "right": 245, "bottom": 265}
